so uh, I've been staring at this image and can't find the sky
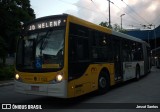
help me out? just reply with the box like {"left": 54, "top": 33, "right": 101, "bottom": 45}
{"left": 30, "top": 0, "right": 160, "bottom": 29}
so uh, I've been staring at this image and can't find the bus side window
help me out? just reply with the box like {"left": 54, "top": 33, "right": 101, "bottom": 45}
{"left": 69, "top": 22, "right": 89, "bottom": 61}
{"left": 69, "top": 37, "right": 77, "bottom": 61}
{"left": 91, "top": 31, "right": 113, "bottom": 62}
{"left": 122, "top": 40, "right": 132, "bottom": 62}
{"left": 91, "top": 31, "right": 98, "bottom": 60}
{"left": 136, "top": 43, "right": 143, "bottom": 61}
{"left": 68, "top": 22, "right": 90, "bottom": 80}
{"left": 131, "top": 41, "right": 136, "bottom": 61}
{"left": 76, "top": 38, "right": 89, "bottom": 60}
{"left": 131, "top": 42, "right": 141, "bottom": 61}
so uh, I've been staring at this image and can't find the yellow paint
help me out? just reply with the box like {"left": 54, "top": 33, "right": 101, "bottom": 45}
{"left": 67, "top": 15, "right": 112, "bottom": 34}
{"left": 15, "top": 68, "right": 67, "bottom": 84}
{"left": 42, "top": 64, "right": 60, "bottom": 68}
{"left": 67, "top": 63, "right": 115, "bottom": 98}
{"left": 66, "top": 15, "right": 116, "bottom": 98}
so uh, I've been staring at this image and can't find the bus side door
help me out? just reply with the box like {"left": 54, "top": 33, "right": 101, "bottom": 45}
{"left": 113, "top": 37, "right": 123, "bottom": 82}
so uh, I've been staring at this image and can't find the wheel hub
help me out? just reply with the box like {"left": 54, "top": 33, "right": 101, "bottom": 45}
{"left": 99, "top": 77, "right": 106, "bottom": 88}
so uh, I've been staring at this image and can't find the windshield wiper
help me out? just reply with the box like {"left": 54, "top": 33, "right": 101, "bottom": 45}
{"left": 40, "top": 38, "right": 48, "bottom": 50}
{"left": 37, "top": 29, "right": 52, "bottom": 55}
{"left": 36, "top": 30, "right": 50, "bottom": 46}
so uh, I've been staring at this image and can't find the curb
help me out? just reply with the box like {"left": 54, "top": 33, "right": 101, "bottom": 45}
{"left": 0, "top": 81, "right": 14, "bottom": 87}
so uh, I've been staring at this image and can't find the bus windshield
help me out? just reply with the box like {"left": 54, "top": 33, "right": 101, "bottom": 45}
{"left": 16, "top": 29, "right": 65, "bottom": 71}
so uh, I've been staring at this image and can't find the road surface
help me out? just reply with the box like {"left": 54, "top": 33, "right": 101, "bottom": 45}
{"left": 0, "top": 67, "right": 160, "bottom": 112}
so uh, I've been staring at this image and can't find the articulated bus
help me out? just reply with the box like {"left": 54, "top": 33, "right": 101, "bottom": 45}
{"left": 15, "top": 14, "right": 151, "bottom": 98}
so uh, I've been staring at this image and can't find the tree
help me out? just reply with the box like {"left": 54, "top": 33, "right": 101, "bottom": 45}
{"left": 99, "top": 21, "right": 113, "bottom": 29}
{"left": 112, "top": 23, "right": 126, "bottom": 32}
{"left": 0, "top": 36, "right": 8, "bottom": 65}
{"left": 99, "top": 22, "right": 109, "bottom": 28}
{"left": 99, "top": 22, "right": 126, "bottom": 32}
{"left": 112, "top": 24, "right": 121, "bottom": 32}
{"left": 0, "top": 0, "right": 35, "bottom": 65}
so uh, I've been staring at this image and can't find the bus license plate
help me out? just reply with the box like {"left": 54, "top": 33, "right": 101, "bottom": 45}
{"left": 31, "top": 86, "right": 39, "bottom": 91}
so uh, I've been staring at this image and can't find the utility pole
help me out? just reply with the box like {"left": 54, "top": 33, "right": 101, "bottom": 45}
{"left": 153, "top": 25, "right": 156, "bottom": 56}
{"left": 148, "top": 31, "right": 150, "bottom": 44}
{"left": 107, "top": 0, "right": 114, "bottom": 28}
{"left": 92, "top": 0, "right": 113, "bottom": 28}
{"left": 120, "top": 14, "right": 125, "bottom": 30}
{"left": 108, "top": 0, "right": 111, "bottom": 28}
{"left": 140, "top": 24, "right": 151, "bottom": 45}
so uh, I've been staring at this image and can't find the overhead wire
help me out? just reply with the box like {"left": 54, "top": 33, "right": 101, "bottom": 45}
{"left": 112, "top": 3, "right": 143, "bottom": 26}
{"left": 59, "top": 0, "right": 110, "bottom": 24}
{"left": 59, "top": 0, "right": 99, "bottom": 13}
{"left": 91, "top": 0, "right": 144, "bottom": 28}
{"left": 90, "top": 0, "right": 123, "bottom": 25}
{"left": 121, "top": 0, "right": 151, "bottom": 25}
{"left": 59, "top": 0, "right": 124, "bottom": 26}
{"left": 90, "top": 0, "right": 109, "bottom": 22}
{"left": 91, "top": 0, "right": 129, "bottom": 26}
{"left": 153, "top": 15, "right": 160, "bottom": 27}
{"left": 58, "top": 0, "right": 151, "bottom": 29}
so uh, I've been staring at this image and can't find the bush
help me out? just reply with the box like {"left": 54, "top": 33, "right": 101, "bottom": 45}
{"left": 0, "top": 65, "right": 14, "bottom": 81}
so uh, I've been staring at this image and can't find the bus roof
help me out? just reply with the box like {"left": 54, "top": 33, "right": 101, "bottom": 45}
{"left": 25, "top": 13, "right": 149, "bottom": 46}
{"left": 67, "top": 14, "right": 149, "bottom": 45}
{"left": 112, "top": 30, "right": 148, "bottom": 45}
{"left": 67, "top": 14, "right": 112, "bottom": 34}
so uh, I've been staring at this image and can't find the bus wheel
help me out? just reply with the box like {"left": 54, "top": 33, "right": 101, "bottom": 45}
{"left": 136, "top": 66, "right": 140, "bottom": 80}
{"left": 98, "top": 71, "right": 110, "bottom": 94}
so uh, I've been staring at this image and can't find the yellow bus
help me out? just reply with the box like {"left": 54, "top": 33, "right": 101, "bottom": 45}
{"left": 15, "top": 14, "right": 151, "bottom": 98}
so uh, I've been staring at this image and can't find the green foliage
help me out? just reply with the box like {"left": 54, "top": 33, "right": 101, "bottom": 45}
{"left": 99, "top": 22, "right": 126, "bottom": 33}
{"left": 112, "top": 23, "right": 126, "bottom": 33}
{"left": 0, "top": 65, "right": 14, "bottom": 81}
{"left": 99, "top": 22, "right": 109, "bottom": 27}
{"left": 0, "top": 36, "right": 8, "bottom": 65}
{"left": 0, "top": 0, "right": 35, "bottom": 55}
{"left": 112, "top": 24, "right": 121, "bottom": 32}
{"left": 99, "top": 21, "right": 112, "bottom": 29}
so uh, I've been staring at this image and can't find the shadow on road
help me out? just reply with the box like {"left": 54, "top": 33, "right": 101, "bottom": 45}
{"left": 18, "top": 91, "right": 99, "bottom": 109}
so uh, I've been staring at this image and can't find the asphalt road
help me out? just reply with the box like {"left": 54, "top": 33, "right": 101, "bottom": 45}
{"left": 0, "top": 67, "right": 160, "bottom": 112}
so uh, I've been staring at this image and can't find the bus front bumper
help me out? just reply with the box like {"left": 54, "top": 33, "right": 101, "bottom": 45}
{"left": 14, "top": 80, "right": 67, "bottom": 98}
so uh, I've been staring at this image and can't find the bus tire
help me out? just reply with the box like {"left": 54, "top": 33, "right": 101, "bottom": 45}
{"left": 136, "top": 65, "right": 140, "bottom": 80}
{"left": 98, "top": 70, "right": 110, "bottom": 94}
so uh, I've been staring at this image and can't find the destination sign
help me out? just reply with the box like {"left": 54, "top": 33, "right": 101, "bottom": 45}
{"left": 27, "top": 19, "right": 66, "bottom": 31}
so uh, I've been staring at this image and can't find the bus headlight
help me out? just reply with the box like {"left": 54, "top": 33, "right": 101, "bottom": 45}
{"left": 49, "top": 72, "right": 64, "bottom": 84}
{"left": 15, "top": 74, "right": 20, "bottom": 80}
{"left": 15, "top": 74, "right": 23, "bottom": 82}
{"left": 56, "top": 74, "right": 63, "bottom": 82}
